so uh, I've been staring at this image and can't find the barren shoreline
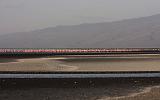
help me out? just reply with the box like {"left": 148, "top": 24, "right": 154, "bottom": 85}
{"left": 1, "top": 56, "right": 160, "bottom": 72}
{"left": 0, "top": 78, "right": 160, "bottom": 100}
{"left": 0, "top": 57, "right": 160, "bottom": 99}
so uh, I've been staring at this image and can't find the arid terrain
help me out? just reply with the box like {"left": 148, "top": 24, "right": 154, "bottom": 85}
{"left": 0, "top": 56, "right": 160, "bottom": 100}
{"left": 0, "top": 55, "right": 160, "bottom": 72}
{"left": 0, "top": 78, "right": 160, "bottom": 100}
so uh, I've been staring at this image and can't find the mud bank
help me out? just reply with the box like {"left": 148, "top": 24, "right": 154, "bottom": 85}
{"left": 0, "top": 78, "right": 160, "bottom": 100}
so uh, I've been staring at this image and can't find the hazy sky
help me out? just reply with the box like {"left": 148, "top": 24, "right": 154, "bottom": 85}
{"left": 1, "top": 0, "right": 160, "bottom": 34}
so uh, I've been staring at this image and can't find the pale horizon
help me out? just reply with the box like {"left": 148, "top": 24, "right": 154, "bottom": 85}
{"left": 1, "top": 0, "right": 160, "bottom": 34}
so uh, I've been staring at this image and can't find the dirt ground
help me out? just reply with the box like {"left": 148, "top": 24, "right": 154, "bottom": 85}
{"left": 0, "top": 78, "right": 160, "bottom": 100}
{"left": 1, "top": 57, "right": 160, "bottom": 72}
{"left": 0, "top": 57, "right": 160, "bottom": 100}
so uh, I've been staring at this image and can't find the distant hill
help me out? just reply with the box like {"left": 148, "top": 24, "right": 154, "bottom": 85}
{"left": 1, "top": 14, "right": 160, "bottom": 48}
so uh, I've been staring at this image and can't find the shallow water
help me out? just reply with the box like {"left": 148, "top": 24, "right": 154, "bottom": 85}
{"left": 0, "top": 59, "right": 17, "bottom": 63}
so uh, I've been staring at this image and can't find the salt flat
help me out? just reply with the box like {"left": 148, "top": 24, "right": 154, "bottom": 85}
{"left": 0, "top": 55, "right": 160, "bottom": 72}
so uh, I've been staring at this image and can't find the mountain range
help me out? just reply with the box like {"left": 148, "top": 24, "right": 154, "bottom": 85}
{"left": 0, "top": 14, "right": 160, "bottom": 48}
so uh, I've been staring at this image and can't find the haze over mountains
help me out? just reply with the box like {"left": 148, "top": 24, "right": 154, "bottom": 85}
{"left": 0, "top": 14, "right": 160, "bottom": 48}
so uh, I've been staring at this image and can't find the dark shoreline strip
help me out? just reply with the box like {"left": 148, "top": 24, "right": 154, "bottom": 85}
{"left": 0, "top": 71, "right": 160, "bottom": 74}
{"left": 0, "top": 73, "right": 160, "bottom": 78}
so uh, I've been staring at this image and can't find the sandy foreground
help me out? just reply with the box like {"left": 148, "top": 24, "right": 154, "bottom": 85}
{"left": 1, "top": 56, "right": 160, "bottom": 72}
